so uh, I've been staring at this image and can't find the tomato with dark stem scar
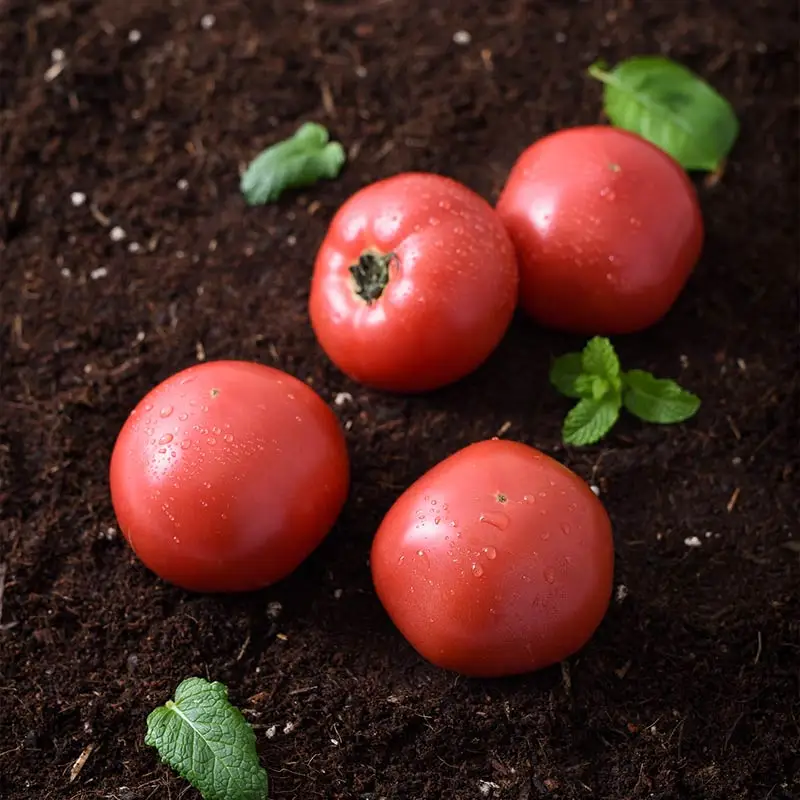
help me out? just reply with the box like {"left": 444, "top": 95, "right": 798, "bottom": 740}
{"left": 370, "top": 438, "right": 614, "bottom": 677}
{"left": 496, "top": 125, "right": 704, "bottom": 334}
{"left": 109, "top": 360, "right": 350, "bottom": 592}
{"left": 309, "top": 172, "right": 519, "bottom": 393}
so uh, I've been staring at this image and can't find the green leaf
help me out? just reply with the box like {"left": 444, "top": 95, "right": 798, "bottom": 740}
{"left": 588, "top": 56, "right": 739, "bottom": 172}
{"left": 240, "top": 122, "right": 346, "bottom": 205}
{"left": 574, "top": 374, "right": 611, "bottom": 401}
{"left": 581, "top": 336, "right": 621, "bottom": 382}
{"left": 622, "top": 369, "right": 701, "bottom": 424}
{"left": 549, "top": 353, "right": 584, "bottom": 398}
{"left": 145, "top": 677, "right": 268, "bottom": 800}
{"left": 562, "top": 397, "right": 621, "bottom": 447}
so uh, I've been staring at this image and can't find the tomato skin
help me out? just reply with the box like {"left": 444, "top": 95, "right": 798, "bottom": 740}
{"left": 309, "top": 172, "right": 519, "bottom": 393}
{"left": 370, "top": 439, "right": 614, "bottom": 677}
{"left": 496, "top": 125, "right": 704, "bottom": 334}
{"left": 109, "top": 361, "right": 349, "bottom": 593}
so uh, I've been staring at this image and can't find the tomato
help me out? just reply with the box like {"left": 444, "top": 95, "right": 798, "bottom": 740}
{"left": 109, "top": 361, "right": 350, "bottom": 593}
{"left": 370, "top": 439, "right": 614, "bottom": 677}
{"left": 496, "top": 125, "right": 704, "bottom": 334}
{"left": 309, "top": 172, "right": 519, "bottom": 393}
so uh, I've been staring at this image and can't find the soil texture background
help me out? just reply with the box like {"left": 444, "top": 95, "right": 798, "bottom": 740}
{"left": 1, "top": 1, "right": 798, "bottom": 799}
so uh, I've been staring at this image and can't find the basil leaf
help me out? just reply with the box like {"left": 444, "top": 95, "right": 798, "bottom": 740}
{"left": 588, "top": 56, "right": 739, "bottom": 172}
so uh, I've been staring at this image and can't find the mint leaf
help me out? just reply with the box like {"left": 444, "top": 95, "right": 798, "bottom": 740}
{"left": 574, "top": 374, "right": 611, "bottom": 401}
{"left": 588, "top": 56, "right": 739, "bottom": 172}
{"left": 549, "top": 353, "right": 584, "bottom": 398}
{"left": 145, "top": 677, "right": 268, "bottom": 800}
{"left": 241, "top": 122, "right": 345, "bottom": 205}
{"left": 623, "top": 369, "right": 701, "bottom": 424}
{"left": 562, "top": 397, "right": 621, "bottom": 446}
{"left": 581, "top": 336, "right": 621, "bottom": 383}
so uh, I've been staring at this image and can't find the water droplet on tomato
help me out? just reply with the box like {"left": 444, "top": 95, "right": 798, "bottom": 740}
{"left": 523, "top": 495, "right": 535, "bottom": 504}
{"left": 430, "top": 499, "right": 437, "bottom": 506}
{"left": 544, "top": 568, "right": 555, "bottom": 584}
{"left": 157, "top": 447, "right": 166, "bottom": 454}
{"left": 630, "top": 217, "right": 642, "bottom": 227}
{"left": 144, "top": 404, "right": 153, "bottom": 412}
{"left": 207, "top": 437, "right": 217, "bottom": 445}
{"left": 180, "top": 440, "right": 190, "bottom": 450}
{"left": 479, "top": 511, "right": 509, "bottom": 530}
{"left": 471, "top": 563, "right": 484, "bottom": 577}
{"left": 212, "top": 426, "right": 221, "bottom": 435}
{"left": 483, "top": 546, "right": 497, "bottom": 560}
{"left": 160, "top": 405, "right": 173, "bottom": 418}
{"left": 561, "top": 523, "right": 571, "bottom": 535}
{"left": 397, "top": 555, "right": 405, "bottom": 565}
{"left": 434, "top": 517, "right": 441, "bottom": 525}
{"left": 178, "top": 412, "right": 188, "bottom": 421}
{"left": 541, "top": 528, "right": 551, "bottom": 540}
{"left": 158, "top": 433, "right": 173, "bottom": 445}
{"left": 200, "top": 404, "right": 208, "bottom": 412}
{"left": 224, "top": 433, "right": 234, "bottom": 443}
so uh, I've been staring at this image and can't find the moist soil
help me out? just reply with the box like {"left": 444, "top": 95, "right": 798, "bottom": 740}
{"left": 1, "top": 1, "right": 798, "bottom": 799}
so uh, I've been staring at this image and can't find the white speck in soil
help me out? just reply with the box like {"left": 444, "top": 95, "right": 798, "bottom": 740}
{"left": 615, "top": 584, "right": 629, "bottom": 603}
{"left": 109, "top": 226, "right": 126, "bottom": 241}
{"left": 90, "top": 267, "right": 108, "bottom": 280}
{"left": 590, "top": 484, "right": 600, "bottom": 496}
{"left": 61, "top": 267, "right": 71, "bottom": 278}
{"left": 177, "top": 178, "right": 189, "bottom": 190}
{"left": 265, "top": 725, "right": 277, "bottom": 738}
{"left": 128, "top": 29, "right": 141, "bottom": 43}
{"left": 70, "top": 191, "right": 86, "bottom": 207}
{"left": 684, "top": 535, "right": 702, "bottom": 548}
{"left": 355, "top": 65, "right": 367, "bottom": 78}
{"left": 51, "top": 48, "right": 65, "bottom": 62}
{"left": 452, "top": 30, "right": 471, "bottom": 45}
{"left": 128, "top": 241, "right": 141, "bottom": 253}
{"left": 200, "top": 13, "right": 216, "bottom": 29}
{"left": 334, "top": 392, "right": 353, "bottom": 406}
{"left": 555, "top": 31, "right": 567, "bottom": 43}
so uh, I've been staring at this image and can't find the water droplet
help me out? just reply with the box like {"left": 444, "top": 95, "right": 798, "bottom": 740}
{"left": 207, "top": 437, "right": 217, "bottom": 445}
{"left": 144, "top": 404, "right": 153, "bottom": 412}
{"left": 180, "top": 440, "right": 191, "bottom": 449}
{"left": 523, "top": 495, "right": 535, "bottom": 504}
{"left": 224, "top": 433, "right": 234, "bottom": 443}
{"left": 178, "top": 413, "right": 188, "bottom": 421}
{"left": 157, "top": 447, "right": 166, "bottom": 454}
{"left": 200, "top": 404, "right": 209, "bottom": 412}
{"left": 483, "top": 546, "right": 497, "bottom": 560}
{"left": 158, "top": 433, "right": 174, "bottom": 445}
{"left": 540, "top": 528, "right": 551, "bottom": 540}
{"left": 431, "top": 499, "right": 437, "bottom": 506}
{"left": 561, "top": 523, "right": 571, "bottom": 535}
{"left": 544, "top": 568, "right": 555, "bottom": 584}
{"left": 448, "top": 520, "right": 456, "bottom": 527}
{"left": 173, "top": 536, "right": 181, "bottom": 544}
{"left": 471, "top": 563, "right": 484, "bottom": 577}
{"left": 160, "top": 405, "right": 173, "bottom": 418}
{"left": 629, "top": 217, "right": 642, "bottom": 228}
{"left": 397, "top": 555, "right": 405, "bottom": 565}
{"left": 434, "top": 517, "right": 441, "bottom": 525}
{"left": 212, "top": 426, "right": 221, "bottom": 435}
{"left": 479, "top": 511, "right": 509, "bottom": 530}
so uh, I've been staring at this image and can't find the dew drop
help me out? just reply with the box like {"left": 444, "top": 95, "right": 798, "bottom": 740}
{"left": 544, "top": 567, "right": 555, "bottom": 584}
{"left": 178, "top": 413, "right": 189, "bottom": 421}
{"left": 158, "top": 433, "right": 174, "bottom": 445}
{"left": 212, "top": 426, "right": 221, "bottom": 435}
{"left": 483, "top": 546, "right": 497, "bottom": 560}
{"left": 540, "top": 528, "right": 551, "bottom": 541}
{"left": 431, "top": 499, "right": 437, "bottom": 506}
{"left": 397, "top": 555, "right": 405, "bottom": 565}
{"left": 434, "top": 517, "right": 441, "bottom": 525}
{"left": 479, "top": 511, "right": 509, "bottom": 530}
{"left": 157, "top": 447, "right": 166, "bottom": 454}
{"left": 417, "top": 549, "right": 424, "bottom": 556}
{"left": 160, "top": 405, "right": 173, "bottom": 418}
{"left": 207, "top": 437, "right": 217, "bottom": 445}
{"left": 561, "top": 523, "right": 571, "bottom": 535}
{"left": 200, "top": 405, "right": 209, "bottom": 412}
{"left": 523, "top": 495, "right": 535, "bottom": 505}
{"left": 224, "top": 433, "right": 234, "bottom": 443}
{"left": 471, "top": 563, "right": 484, "bottom": 577}
{"left": 144, "top": 404, "right": 153, "bottom": 412}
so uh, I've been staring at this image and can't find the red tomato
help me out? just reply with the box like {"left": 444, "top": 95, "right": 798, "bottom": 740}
{"left": 496, "top": 125, "right": 704, "bottom": 334}
{"left": 309, "top": 172, "right": 519, "bottom": 393}
{"left": 109, "top": 361, "right": 349, "bottom": 592}
{"left": 370, "top": 439, "right": 614, "bottom": 677}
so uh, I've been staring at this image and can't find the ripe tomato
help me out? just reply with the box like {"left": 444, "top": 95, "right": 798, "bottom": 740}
{"left": 370, "top": 439, "right": 614, "bottom": 677}
{"left": 309, "top": 172, "right": 519, "bottom": 393}
{"left": 109, "top": 361, "right": 350, "bottom": 592}
{"left": 496, "top": 125, "right": 704, "bottom": 334}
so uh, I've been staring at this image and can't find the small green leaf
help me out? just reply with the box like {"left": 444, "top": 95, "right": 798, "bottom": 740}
{"left": 549, "top": 353, "right": 584, "bottom": 398}
{"left": 574, "top": 374, "right": 610, "bottom": 401}
{"left": 241, "top": 122, "right": 346, "bottom": 205}
{"left": 588, "top": 56, "right": 739, "bottom": 172}
{"left": 145, "top": 677, "right": 268, "bottom": 800}
{"left": 581, "top": 336, "right": 621, "bottom": 382}
{"left": 562, "top": 397, "right": 621, "bottom": 447}
{"left": 623, "top": 369, "right": 701, "bottom": 424}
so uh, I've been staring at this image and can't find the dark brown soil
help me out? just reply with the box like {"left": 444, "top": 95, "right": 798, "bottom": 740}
{"left": 1, "top": 1, "right": 799, "bottom": 799}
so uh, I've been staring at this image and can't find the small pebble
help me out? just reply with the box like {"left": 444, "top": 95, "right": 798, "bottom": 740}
{"left": 334, "top": 392, "right": 353, "bottom": 406}
{"left": 684, "top": 536, "right": 702, "bottom": 548}
{"left": 200, "top": 13, "right": 216, "bottom": 29}
{"left": 452, "top": 30, "right": 471, "bottom": 45}
{"left": 128, "top": 29, "right": 142, "bottom": 43}
{"left": 90, "top": 267, "right": 108, "bottom": 280}
{"left": 70, "top": 191, "right": 86, "bottom": 207}
{"left": 555, "top": 32, "right": 567, "bottom": 43}
{"left": 109, "top": 226, "right": 126, "bottom": 242}
{"left": 355, "top": 65, "right": 367, "bottom": 78}
{"left": 177, "top": 179, "right": 189, "bottom": 191}
{"left": 51, "top": 48, "right": 66, "bottom": 62}
{"left": 590, "top": 484, "right": 601, "bottom": 496}
{"left": 128, "top": 241, "right": 141, "bottom": 253}
{"left": 60, "top": 267, "right": 72, "bottom": 278}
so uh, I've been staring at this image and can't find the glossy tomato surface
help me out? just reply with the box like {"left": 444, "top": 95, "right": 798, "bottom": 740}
{"left": 496, "top": 125, "right": 704, "bottom": 334}
{"left": 370, "top": 439, "right": 614, "bottom": 677}
{"left": 109, "top": 361, "right": 350, "bottom": 592}
{"left": 309, "top": 172, "right": 519, "bottom": 393}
